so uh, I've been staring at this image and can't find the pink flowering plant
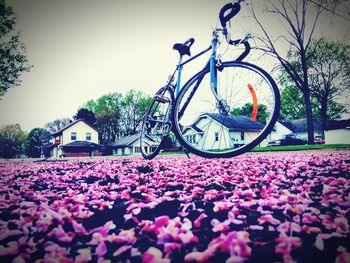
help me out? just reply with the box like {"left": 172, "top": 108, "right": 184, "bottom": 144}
{"left": 0, "top": 151, "right": 349, "bottom": 262}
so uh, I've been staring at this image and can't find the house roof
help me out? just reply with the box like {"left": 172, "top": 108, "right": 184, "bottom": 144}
{"left": 51, "top": 119, "right": 98, "bottom": 136}
{"left": 279, "top": 119, "right": 323, "bottom": 133}
{"left": 61, "top": 141, "right": 101, "bottom": 148}
{"left": 112, "top": 133, "right": 140, "bottom": 147}
{"left": 325, "top": 119, "right": 350, "bottom": 130}
{"left": 198, "top": 113, "right": 265, "bottom": 132}
{"left": 183, "top": 125, "right": 204, "bottom": 134}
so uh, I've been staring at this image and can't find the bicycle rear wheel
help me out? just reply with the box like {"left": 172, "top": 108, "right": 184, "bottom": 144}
{"left": 140, "top": 86, "right": 174, "bottom": 159}
{"left": 173, "top": 61, "right": 280, "bottom": 158}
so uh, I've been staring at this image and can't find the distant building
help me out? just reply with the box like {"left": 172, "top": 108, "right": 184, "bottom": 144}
{"left": 278, "top": 119, "right": 324, "bottom": 140}
{"left": 47, "top": 119, "right": 101, "bottom": 158}
{"left": 110, "top": 133, "right": 142, "bottom": 156}
{"left": 110, "top": 132, "right": 159, "bottom": 156}
{"left": 325, "top": 119, "right": 350, "bottom": 144}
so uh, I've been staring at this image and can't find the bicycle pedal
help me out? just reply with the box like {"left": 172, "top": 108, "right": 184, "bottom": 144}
{"left": 154, "top": 95, "right": 170, "bottom": 103}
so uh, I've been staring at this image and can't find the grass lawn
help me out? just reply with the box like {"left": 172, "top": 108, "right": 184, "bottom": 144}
{"left": 159, "top": 144, "right": 350, "bottom": 156}
{"left": 252, "top": 144, "right": 350, "bottom": 152}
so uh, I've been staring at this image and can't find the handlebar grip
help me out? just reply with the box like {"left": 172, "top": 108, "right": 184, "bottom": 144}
{"left": 219, "top": 2, "right": 241, "bottom": 28}
{"left": 184, "top": 38, "right": 195, "bottom": 47}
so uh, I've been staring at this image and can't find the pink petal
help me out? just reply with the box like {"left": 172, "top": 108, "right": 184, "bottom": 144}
{"left": 75, "top": 248, "right": 92, "bottom": 263}
{"left": 155, "top": 216, "right": 169, "bottom": 229}
{"left": 0, "top": 242, "right": 19, "bottom": 256}
{"left": 249, "top": 225, "right": 264, "bottom": 231}
{"left": 184, "top": 251, "right": 212, "bottom": 262}
{"left": 164, "top": 242, "right": 181, "bottom": 254}
{"left": 0, "top": 229, "right": 22, "bottom": 241}
{"left": 315, "top": 237, "right": 324, "bottom": 251}
{"left": 194, "top": 213, "right": 207, "bottom": 228}
{"left": 113, "top": 245, "right": 130, "bottom": 257}
{"left": 96, "top": 242, "right": 107, "bottom": 257}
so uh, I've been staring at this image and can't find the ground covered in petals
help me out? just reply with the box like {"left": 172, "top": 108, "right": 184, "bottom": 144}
{"left": 0, "top": 151, "right": 349, "bottom": 263}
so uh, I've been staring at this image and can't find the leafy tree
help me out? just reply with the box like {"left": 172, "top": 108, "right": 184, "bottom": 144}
{"left": 74, "top": 108, "right": 96, "bottom": 126}
{"left": 83, "top": 90, "right": 152, "bottom": 144}
{"left": 279, "top": 74, "right": 346, "bottom": 121}
{"left": 0, "top": 0, "right": 31, "bottom": 97}
{"left": 85, "top": 93, "right": 123, "bottom": 144}
{"left": 0, "top": 123, "right": 26, "bottom": 158}
{"left": 44, "top": 118, "right": 71, "bottom": 133}
{"left": 121, "top": 89, "right": 152, "bottom": 135}
{"left": 230, "top": 103, "right": 269, "bottom": 124}
{"left": 24, "top": 128, "right": 50, "bottom": 158}
{"left": 251, "top": 0, "right": 342, "bottom": 144}
{"left": 279, "top": 38, "right": 349, "bottom": 126}
{"left": 307, "top": 38, "right": 349, "bottom": 130}
{"left": 279, "top": 84, "right": 317, "bottom": 120}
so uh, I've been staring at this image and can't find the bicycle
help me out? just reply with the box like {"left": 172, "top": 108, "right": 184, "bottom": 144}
{"left": 140, "top": 0, "right": 280, "bottom": 159}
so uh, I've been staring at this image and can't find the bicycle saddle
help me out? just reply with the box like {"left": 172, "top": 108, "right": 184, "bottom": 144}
{"left": 173, "top": 38, "right": 195, "bottom": 57}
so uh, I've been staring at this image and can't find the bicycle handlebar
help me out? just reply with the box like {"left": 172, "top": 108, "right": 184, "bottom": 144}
{"left": 219, "top": 1, "right": 242, "bottom": 28}
{"left": 184, "top": 38, "right": 195, "bottom": 48}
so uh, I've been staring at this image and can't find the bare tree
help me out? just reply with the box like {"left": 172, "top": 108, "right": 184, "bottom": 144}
{"left": 251, "top": 0, "right": 340, "bottom": 144}
{"left": 44, "top": 118, "right": 71, "bottom": 133}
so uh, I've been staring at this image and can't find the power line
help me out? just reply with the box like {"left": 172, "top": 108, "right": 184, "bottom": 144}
{"left": 309, "top": 0, "right": 350, "bottom": 23}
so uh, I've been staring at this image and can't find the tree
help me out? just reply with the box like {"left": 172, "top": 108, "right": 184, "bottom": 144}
{"left": 251, "top": 0, "right": 341, "bottom": 144}
{"left": 24, "top": 128, "right": 50, "bottom": 158}
{"left": 44, "top": 118, "right": 71, "bottom": 133}
{"left": 85, "top": 93, "right": 123, "bottom": 144}
{"left": 121, "top": 89, "right": 152, "bottom": 135}
{"left": 74, "top": 108, "right": 96, "bottom": 126}
{"left": 0, "top": 0, "right": 31, "bottom": 97}
{"left": 230, "top": 103, "right": 270, "bottom": 124}
{"left": 279, "top": 84, "right": 317, "bottom": 120}
{"left": 307, "top": 38, "right": 350, "bottom": 130}
{"left": 279, "top": 68, "right": 347, "bottom": 122}
{"left": 0, "top": 124, "right": 25, "bottom": 158}
{"left": 83, "top": 90, "right": 152, "bottom": 144}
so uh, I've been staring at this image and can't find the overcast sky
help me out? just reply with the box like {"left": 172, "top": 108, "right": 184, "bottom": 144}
{"left": 1, "top": 0, "right": 349, "bottom": 132}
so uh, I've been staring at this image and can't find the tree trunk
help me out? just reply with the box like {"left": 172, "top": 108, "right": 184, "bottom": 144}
{"left": 320, "top": 98, "right": 328, "bottom": 139}
{"left": 303, "top": 89, "right": 315, "bottom": 144}
{"left": 300, "top": 45, "right": 315, "bottom": 145}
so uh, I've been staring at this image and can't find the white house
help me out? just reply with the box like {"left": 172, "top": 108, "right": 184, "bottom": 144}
{"left": 262, "top": 119, "right": 324, "bottom": 146}
{"left": 48, "top": 119, "right": 100, "bottom": 158}
{"left": 262, "top": 121, "right": 293, "bottom": 146}
{"left": 325, "top": 119, "right": 350, "bottom": 144}
{"left": 182, "top": 113, "right": 265, "bottom": 150}
{"left": 111, "top": 133, "right": 142, "bottom": 156}
{"left": 277, "top": 119, "right": 323, "bottom": 140}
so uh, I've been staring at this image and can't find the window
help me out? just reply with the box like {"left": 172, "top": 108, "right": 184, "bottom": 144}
{"left": 241, "top": 132, "right": 244, "bottom": 141}
{"left": 215, "top": 132, "right": 219, "bottom": 142}
{"left": 86, "top": 132, "right": 91, "bottom": 141}
{"left": 71, "top": 132, "right": 77, "bottom": 140}
{"left": 134, "top": 146, "right": 141, "bottom": 153}
{"left": 187, "top": 135, "right": 196, "bottom": 144}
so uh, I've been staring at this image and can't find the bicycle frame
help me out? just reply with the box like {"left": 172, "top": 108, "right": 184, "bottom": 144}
{"left": 167, "top": 28, "right": 251, "bottom": 121}
{"left": 169, "top": 36, "right": 217, "bottom": 95}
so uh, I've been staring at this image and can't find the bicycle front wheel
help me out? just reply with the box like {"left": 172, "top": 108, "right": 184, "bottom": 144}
{"left": 173, "top": 61, "right": 280, "bottom": 158}
{"left": 140, "top": 86, "right": 174, "bottom": 159}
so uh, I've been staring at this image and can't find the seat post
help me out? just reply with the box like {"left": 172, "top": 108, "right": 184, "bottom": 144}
{"left": 175, "top": 62, "right": 183, "bottom": 96}
{"left": 178, "top": 54, "right": 183, "bottom": 64}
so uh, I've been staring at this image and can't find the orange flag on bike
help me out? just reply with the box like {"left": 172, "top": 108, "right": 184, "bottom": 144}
{"left": 248, "top": 83, "right": 258, "bottom": 121}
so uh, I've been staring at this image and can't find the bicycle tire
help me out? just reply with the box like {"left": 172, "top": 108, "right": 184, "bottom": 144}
{"left": 173, "top": 61, "right": 280, "bottom": 158}
{"left": 140, "top": 86, "right": 174, "bottom": 159}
